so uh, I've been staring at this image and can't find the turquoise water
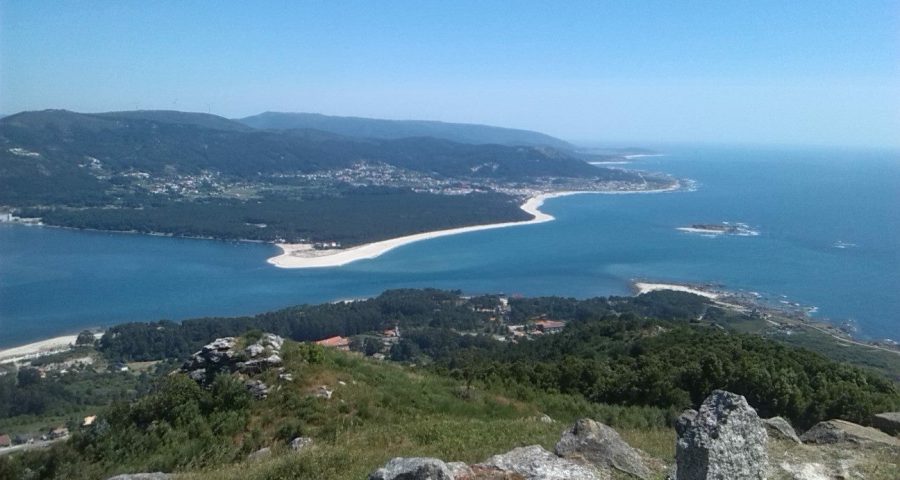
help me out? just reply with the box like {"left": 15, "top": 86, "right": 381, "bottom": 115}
{"left": 1, "top": 146, "right": 898, "bottom": 346}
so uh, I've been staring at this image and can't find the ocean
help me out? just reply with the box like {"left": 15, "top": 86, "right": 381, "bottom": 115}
{"left": 1, "top": 145, "right": 898, "bottom": 347}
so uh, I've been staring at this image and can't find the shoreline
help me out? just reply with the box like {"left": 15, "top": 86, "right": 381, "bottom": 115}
{"left": 267, "top": 183, "right": 681, "bottom": 269}
{"left": 0, "top": 332, "right": 104, "bottom": 365}
{"left": 0, "top": 334, "right": 79, "bottom": 364}
{"left": 632, "top": 280, "right": 899, "bottom": 355}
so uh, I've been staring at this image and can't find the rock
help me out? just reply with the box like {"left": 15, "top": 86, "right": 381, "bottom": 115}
{"left": 763, "top": 417, "right": 801, "bottom": 443}
{"left": 478, "top": 445, "right": 604, "bottom": 480}
{"left": 368, "top": 457, "right": 455, "bottom": 480}
{"left": 446, "top": 462, "right": 474, "bottom": 478}
{"left": 674, "top": 390, "right": 768, "bottom": 480}
{"left": 181, "top": 334, "right": 284, "bottom": 386}
{"left": 245, "top": 343, "right": 265, "bottom": 358}
{"left": 247, "top": 447, "right": 271, "bottom": 461}
{"left": 539, "top": 414, "right": 554, "bottom": 424}
{"left": 316, "top": 385, "right": 333, "bottom": 399}
{"left": 555, "top": 418, "right": 650, "bottom": 479}
{"left": 245, "top": 379, "right": 270, "bottom": 400}
{"left": 778, "top": 462, "right": 831, "bottom": 480}
{"left": 106, "top": 474, "right": 171, "bottom": 480}
{"left": 290, "top": 436, "right": 313, "bottom": 452}
{"left": 871, "top": 412, "right": 900, "bottom": 436}
{"left": 279, "top": 373, "right": 294, "bottom": 382}
{"left": 799, "top": 419, "right": 900, "bottom": 447}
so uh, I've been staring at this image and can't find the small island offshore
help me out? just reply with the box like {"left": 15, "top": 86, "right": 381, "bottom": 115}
{"left": 677, "top": 222, "right": 759, "bottom": 236}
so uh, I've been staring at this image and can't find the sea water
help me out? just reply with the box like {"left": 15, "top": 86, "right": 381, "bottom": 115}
{"left": 1, "top": 145, "right": 898, "bottom": 347}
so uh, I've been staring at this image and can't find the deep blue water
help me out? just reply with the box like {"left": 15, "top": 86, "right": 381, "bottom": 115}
{"left": 1, "top": 146, "right": 898, "bottom": 347}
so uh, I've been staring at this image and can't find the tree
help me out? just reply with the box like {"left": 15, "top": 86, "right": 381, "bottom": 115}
{"left": 75, "top": 330, "right": 96, "bottom": 346}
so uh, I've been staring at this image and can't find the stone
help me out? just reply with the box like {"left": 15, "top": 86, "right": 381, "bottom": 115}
{"left": 247, "top": 447, "right": 271, "bottom": 461}
{"left": 106, "top": 474, "right": 172, "bottom": 480}
{"left": 368, "top": 457, "right": 455, "bottom": 480}
{"left": 871, "top": 412, "right": 900, "bottom": 436}
{"left": 245, "top": 343, "right": 265, "bottom": 358}
{"left": 674, "top": 390, "right": 768, "bottom": 480}
{"left": 778, "top": 462, "right": 831, "bottom": 480}
{"left": 555, "top": 418, "right": 650, "bottom": 479}
{"left": 799, "top": 419, "right": 900, "bottom": 447}
{"left": 316, "top": 385, "right": 333, "bottom": 399}
{"left": 478, "top": 445, "right": 604, "bottom": 480}
{"left": 445, "top": 462, "right": 473, "bottom": 478}
{"left": 539, "top": 414, "right": 554, "bottom": 424}
{"left": 763, "top": 417, "right": 801, "bottom": 443}
{"left": 245, "top": 379, "right": 270, "bottom": 400}
{"left": 290, "top": 436, "right": 313, "bottom": 452}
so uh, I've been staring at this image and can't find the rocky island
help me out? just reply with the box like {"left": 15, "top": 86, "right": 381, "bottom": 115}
{"left": 677, "top": 222, "right": 759, "bottom": 236}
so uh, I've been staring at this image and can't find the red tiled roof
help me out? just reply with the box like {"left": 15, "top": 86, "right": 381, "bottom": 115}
{"left": 315, "top": 336, "right": 350, "bottom": 347}
{"left": 534, "top": 320, "right": 566, "bottom": 329}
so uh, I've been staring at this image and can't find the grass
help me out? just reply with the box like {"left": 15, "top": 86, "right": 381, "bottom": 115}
{"left": 179, "top": 344, "right": 677, "bottom": 480}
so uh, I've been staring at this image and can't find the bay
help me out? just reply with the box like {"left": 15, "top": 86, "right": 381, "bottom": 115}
{"left": 1, "top": 145, "right": 898, "bottom": 347}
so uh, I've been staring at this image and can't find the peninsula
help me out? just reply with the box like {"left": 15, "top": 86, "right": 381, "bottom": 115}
{"left": 0, "top": 110, "right": 677, "bottom": 250}
{"left": 268, "top": 184, "right": 681, "bottom": 268}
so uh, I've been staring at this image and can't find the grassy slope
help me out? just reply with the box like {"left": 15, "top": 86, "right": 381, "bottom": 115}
{"left": 180, "top": 343, "right": 674, "bottom": 480}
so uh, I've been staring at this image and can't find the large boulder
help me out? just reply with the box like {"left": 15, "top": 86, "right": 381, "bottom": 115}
{"left": 477, "top": 445, "right": 604, "bottom": 480}
{"left": 674, "top": 390, "right": 768, "bottom": 480}
{"left": 555, "top": 418, "right": 650, "bottom": 479}
{"left": 368, "top": 457, "right": 456, "bottom": 480}
{"left": 871, "top": 412, "right": 900, "bottom": 436}
{"left": 763, "top": 417, "right": 801, "bottom": 443}
{"left": 799, "top": 419, "right": 900, "bottom": 447}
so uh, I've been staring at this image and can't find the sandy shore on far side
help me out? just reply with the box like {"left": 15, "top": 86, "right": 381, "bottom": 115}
{"left": 0, "top": 335, "right": 78, "bottom": 364}
{"left": 633, "top": 282, "right": 721, "bottom": 299}
{"left": 268, "top": 184, "right": 680, "bottom": 269}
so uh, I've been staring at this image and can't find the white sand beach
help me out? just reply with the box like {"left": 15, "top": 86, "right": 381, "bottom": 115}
{"left": 633, "top": 282, "right": 720, "bottom": 299}
{"left": 0, "top": 335, "right": 78, "bottom": 364}
{"left": 268, "top": 184, "right": 680, "bottom": 269}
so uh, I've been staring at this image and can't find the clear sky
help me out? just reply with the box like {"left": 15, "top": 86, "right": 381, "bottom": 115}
{"left": 2, "top": 1, "right": 898, "bottom": 147}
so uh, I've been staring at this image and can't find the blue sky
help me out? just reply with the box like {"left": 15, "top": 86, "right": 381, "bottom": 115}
{"left": 1, "top": 1, "right": 898, "bottom": 147}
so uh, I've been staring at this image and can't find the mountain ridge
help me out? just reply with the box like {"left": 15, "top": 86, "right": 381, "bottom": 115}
{"left": 237, "top": 111, "right": 575, "bottom": 149}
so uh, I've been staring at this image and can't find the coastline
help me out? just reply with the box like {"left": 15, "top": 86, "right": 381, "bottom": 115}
{"left": 633, "top": 281, "right": 721, "bottom": 299}
{"left": 0, "top": 334, "right": 79, "bottom": 364}
{"left": 267, "top": 183, "right": 681, "bottom": 269}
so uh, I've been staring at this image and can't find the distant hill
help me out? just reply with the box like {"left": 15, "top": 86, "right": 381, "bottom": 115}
{"left": 237, "top": 111, "right": 574, "bottom": 149}
{"left": 0, "top": 109, "right": 598, "bottom": 181}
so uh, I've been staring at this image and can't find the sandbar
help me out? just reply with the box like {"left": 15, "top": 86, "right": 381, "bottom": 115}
{"left": 268, "top": 184, "right": 680, "bottom": 269}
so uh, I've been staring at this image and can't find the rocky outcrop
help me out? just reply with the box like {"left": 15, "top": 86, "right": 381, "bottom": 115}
{"left": 368, "top": 457, "right": 457, "bottom": 480}
{"left": 106, "top": 474, "right": 171, "bottom": 480}
{"left": 475, "top": 445, "right": 604, "bottom": 480}
{"left": 247, "top": 447, "right": 272, "bottom": 461}
{"left": 555, "top": 418, "right": 650, "bottom": 479}
{"left": 290, "top": 436, "right": 313, "bottom": 452}
{"left": 674, "top": 390, "right": 768, "bottom": 480}
{"left": 871, "top": 412, "right": 900, "bottom": 436}
{"left": 763, "top": 416, "right": 801, "bottom": 443}
{"left": 181, "top": 334, "right": 284, "bottom": 399}
{"left": 799, "top": 419, "right": 900, "bottom": 447}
